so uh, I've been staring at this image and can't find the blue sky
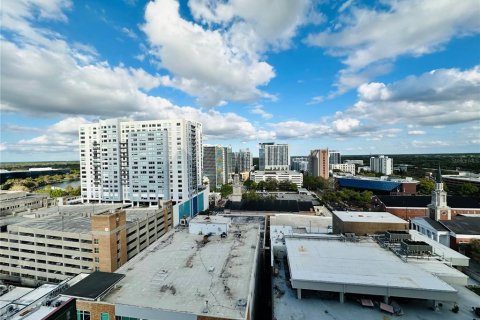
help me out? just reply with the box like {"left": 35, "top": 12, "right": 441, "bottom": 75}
{"left": 1, "top": 0, "right": 479, "bottom": 162}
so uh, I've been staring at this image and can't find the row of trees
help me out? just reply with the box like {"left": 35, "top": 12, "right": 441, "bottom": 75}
{"left": 322, "top": 189, "right": 373, "bottom": 210}
{"left": 418, "top": 178, "right": 479, "bottom": 197}
{"left": 1, "top": 171, "right": 80, "bottom": 192}
{"left": 243, "top": 178, "right": 298, "bottom": 192}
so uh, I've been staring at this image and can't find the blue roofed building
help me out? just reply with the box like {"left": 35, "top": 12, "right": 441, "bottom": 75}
{"left": 335, "top": 176, "right": 418, "bottom": 195}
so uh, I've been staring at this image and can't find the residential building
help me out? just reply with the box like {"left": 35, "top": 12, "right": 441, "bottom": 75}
{"left": 224, "top": 145, "right": 234, "bottom": 179}
{"left": 370, "top": 155, "right": 393, "bottom": 175}
{"left": 234, "top": 148, "right": 253, "bottom": 173}
{"left": 259, "top": 143, "right": 290, "bottom": 171}
{"left": 250, "top": 170, "right": 303, "bottom": 188}
{"left": 329, "top": 163, "right": 356, "bottom": 175}
{"left": 79, "top": 119, "right": 202, "bottom": 205}
{"left": 202, "top": 145, "right": 226, "bottom": 189}
{"left": 0, "top": 203, "right": 173, "bottom": 286}
{"left": 62, "top": 216, "right": 262, "bottom": 320}
{"left": 290, "top": 156, "right": 309, "bottom": 172}
{"left": 329, "top": 150, "right": 341, "bottom": 165}
{"left": 309, "top": 149, "right": 329, "bottom": 179}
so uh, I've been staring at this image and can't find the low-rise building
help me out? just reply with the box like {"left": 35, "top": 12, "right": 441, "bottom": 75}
{"left": 0, "top": 191, "right": 51, "bottom": 216}
{"left": 332, "top": 211, "right": 408, "bottom": 235}
{"left": 63, "top": 217, "right": 262, "bottom": 320}
{"left": 442, "top": 172, "right": 480, "bottom": 189}
{"left": 330, "top": 163, "right": 356, "bottom": 175}
{"left": 335, "top": 176, "right": 418, "bottom": 194}
{"left": 0, "top": 274, "right": 85, "bottom": 320}
{"left": 250, "top": 170, "right": 303, "bottom": 188}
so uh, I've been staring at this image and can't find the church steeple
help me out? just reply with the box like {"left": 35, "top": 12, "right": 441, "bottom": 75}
{"left": 436, "top": 165, "right": 442, "bottom": 184}
{"left": 429, "top": 164, "right": 451, "bottom": 221}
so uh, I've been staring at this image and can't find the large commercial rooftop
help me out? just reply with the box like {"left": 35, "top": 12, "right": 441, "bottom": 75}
{"left": 102, "top": 222, "right": 260, "bottom": 319}
{"left": 7, "top": 204, "right": 164, "bottom": 233}
{"left": 332, "top": 211, "right": 407, "bottom": 224}
{"left": 285, "top": 237, "right": 457, "bottom": 301}
{"left": 273, "top": 257, "right": 478, "bottom": 320}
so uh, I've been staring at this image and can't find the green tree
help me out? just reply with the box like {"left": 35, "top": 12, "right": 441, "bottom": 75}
{"left": 219, "top": 184, "right": 233, "bottom": 198}
{"left": 278, "top": 180, "right": 298, "bottom": 191}
{"left": 243, "top": 179, "right": 257, "bottom": 190}
{"left": 256, "top": 181, "right": 266, "bottom": 191}
{"left": 418, "top": 178, "right": 435, "bottom": 195}
{"left": 49, "top": 188, "right": 68, "bottom": 198}
{"left": 302, "top": 175, "right": 328, "bottom": 190}
{"left": 242, "top": 190, "right": 261, "bottom": 200}
{"left": 456, "top": 183, "right": 480, "bottom": 197}
{"left": 264, "top": 178, "right": 278, "bottom": 191}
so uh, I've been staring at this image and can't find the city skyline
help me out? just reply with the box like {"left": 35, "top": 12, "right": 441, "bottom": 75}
{"left": 1, "top": 0, "right": 479, "bottom": 162}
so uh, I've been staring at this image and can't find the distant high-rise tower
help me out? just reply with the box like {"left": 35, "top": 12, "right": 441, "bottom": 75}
{"left": 428, "top": 166, "right": 451, "bottom": 221}
{"left": 329, "top": 150, "right": 341, "bottom": 165}
{"left": 309, "top": 149, "right": 329, "bottom": 179}
{"left": 203, "top": 145, "right": 231, "bottom": 189}
{"left": 79, "top": 119, "right": 202, "bottom": 205}
{"left": 234, "top": 149, "right": 253, "bottom": 173}
{"left": 259, "top": 143, "right": 290, "bottom": 171}
{"left": 369, "top": 155, "right": 393, "bottom": 175}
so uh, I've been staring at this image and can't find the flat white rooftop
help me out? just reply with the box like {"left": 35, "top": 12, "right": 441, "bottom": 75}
{"left": 0, "top": 287, "right": 33, "bottom": 309}
{"left": 285, "top": 237, "right": 457, "bottom": 301}
{"left": 333, "top": 211, "right": 407, "bottom": 224}
{"left": 104, "top": 223, "right": 260, "bottom": 319}
{"left": 270, "top": 214, "right": 332, "bottom": 233}
{"left": 273, "top": 257, "right": 479, "bottom": 320}
{"left": 190, "top": 215, "right": 231, "bottom": 224}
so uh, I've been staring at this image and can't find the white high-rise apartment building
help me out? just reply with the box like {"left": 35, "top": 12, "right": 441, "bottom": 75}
{"left": 259, "top": 143, "right": 290, "bottom": 171}
{"left": 369, "top": 155, "right": 393, "bottom": 175}
{"left": 79, "top": 119, "right": 202, "bottom": 205}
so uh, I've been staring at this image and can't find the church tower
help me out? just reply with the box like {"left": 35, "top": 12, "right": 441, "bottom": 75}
{"left": 428, "top": 166, "right": 451, "bottom": 221}
{"left": 230, "top": 174, "right": 243, "bottom": 202}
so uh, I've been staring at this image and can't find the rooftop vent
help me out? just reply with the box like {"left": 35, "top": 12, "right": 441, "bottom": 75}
{"left": 401, "top": 240, "right": 432, "bottom": 255}
{"left": 385, "top": 230, "right": 411, "bottom": 242}
{"left": 237, "top": 298, "right": 247, "bottom": 307}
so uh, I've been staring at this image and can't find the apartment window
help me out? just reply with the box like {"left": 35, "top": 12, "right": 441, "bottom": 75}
{"left": 101, "top": 313, "right": 110, "bottom": 320}
{"left": 76, "top": 310, "right": 91, "bottom": 320}
{"left": 94, "top": 238, "right": 99, "bottom": 244}
{"left": 95, "top": 257, "right": 99, "bottom": 263}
